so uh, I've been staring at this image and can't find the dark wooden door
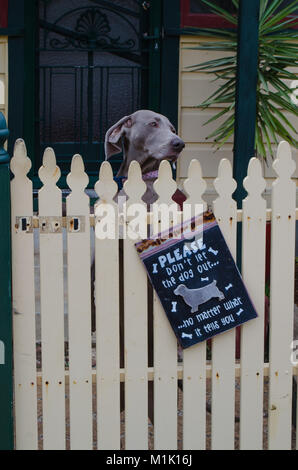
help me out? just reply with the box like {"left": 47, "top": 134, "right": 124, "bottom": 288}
{"left": 36, "top": 0, "right": 156, "bottom": 176}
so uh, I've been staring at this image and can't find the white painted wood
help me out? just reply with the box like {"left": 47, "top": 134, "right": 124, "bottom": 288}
{"left": 183, "top": 159, "right": 207, "bottom": 213}
{"left": 38, "top": 148, "right": 65, "bottom": 450}
{"left": 122, "top": 161, "right": 148, "bottom": 449}
{"left": 152, "top": 161, "right": 178, "bottom": 450}
{"left": 94, "top": 162, "right": 120, "bottom": 450}
{"left": 212, "top": 158, "right": 237, "bottom": 450}
{"left": 11, "top": 143, "right": 298, "bottom": 450}
{"left": 10, "top": 139, "right": 38, "bottom": 449}
{"left": 264, "top": 148, "right": 298, "bottom": 179}
{"left": 66, "top": 155, "right": 92, "bottom": 449}
{"left": 182, "top": 160, "right": 207, "bottom": 449}
{"left": 240, "top": 158, "right": 266, "bottom": 449}
{"left": 268, "top": 141, "right": 296, "bottom": 450}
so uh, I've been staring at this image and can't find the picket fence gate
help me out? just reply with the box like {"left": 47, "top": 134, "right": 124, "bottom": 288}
{"left": 10, "top": 138, "right": 298, "bottom": 450}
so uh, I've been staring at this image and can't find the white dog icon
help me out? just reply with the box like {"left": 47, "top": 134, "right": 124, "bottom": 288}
{"left": 174, "top": 280, "right": 224, "bottom": 313}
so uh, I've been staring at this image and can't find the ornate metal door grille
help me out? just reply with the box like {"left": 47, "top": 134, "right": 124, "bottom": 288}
{"left": 37, "top": 0, "right": 150, "bottom": 174}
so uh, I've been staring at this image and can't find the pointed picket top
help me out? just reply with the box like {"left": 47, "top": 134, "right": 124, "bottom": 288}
{"left": 38, "top": 147, "right": 61, "bottom": 187}
{"left": 153, "top": 160, "right": 177, "bottom": 205}
{"left": 271, "top": 141, "right": 296, "bottom": 217}
{"left": 272, "top": 140, "right": 296, "bottom": 181}
{"left": 10, "top": 138, "right": 32, "bottom": 179}
{"left": 94, "top": 161, "right": 118, "bottom": 204}
{"left": 214, "top": 158, "right": 237, "bottom": 204}
{"left": 66, "top": 154, "right": 89, "bottom": 195}
{"left": 243, "top": 158, "right": 266, "bottom": 206}
{"left": 183, "top": 159, "right": 207, "bottom": 209}
{"left": 123, "top": 160, "right": 146, "bottom": 205}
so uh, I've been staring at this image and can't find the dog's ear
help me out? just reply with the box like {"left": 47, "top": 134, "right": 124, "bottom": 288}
{"left": 105, "top": 115, "right": 132, "bottom": 159}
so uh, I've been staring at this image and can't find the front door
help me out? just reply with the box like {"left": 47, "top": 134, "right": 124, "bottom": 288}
{"left": 35, "top": 0, "right": 160, "bottom": 177}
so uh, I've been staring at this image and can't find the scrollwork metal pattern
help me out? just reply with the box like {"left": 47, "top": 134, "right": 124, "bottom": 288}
{"left": 46, "top": 7, "right": 138, "bottom": 51}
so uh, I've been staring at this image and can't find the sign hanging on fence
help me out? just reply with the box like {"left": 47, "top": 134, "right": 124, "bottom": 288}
{"left": 135, "top": 211, "right": 258, "bottom": 349}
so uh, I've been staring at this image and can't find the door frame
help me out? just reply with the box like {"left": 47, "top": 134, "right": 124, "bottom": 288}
{"left": 6, "top": 0, "right": 180, "bottom": 186}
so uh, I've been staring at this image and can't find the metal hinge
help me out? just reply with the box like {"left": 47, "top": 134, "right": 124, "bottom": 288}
{"left": 15, "top": 215, "right": 88, "bottom": 233}
{"left": 66, "top": 216, "right": 85, "bottom": 233}
{"left": 39, "top": 216, "right": 63, "bottom": 233}
{"left": 14, "top": 216, "right": 33, "bottom": 233}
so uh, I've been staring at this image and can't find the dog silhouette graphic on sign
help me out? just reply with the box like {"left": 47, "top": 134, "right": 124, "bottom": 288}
{"left": 174, "top": 280, "right": 224, "bottom": 313}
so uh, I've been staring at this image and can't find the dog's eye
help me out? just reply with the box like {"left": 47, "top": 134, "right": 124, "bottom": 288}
{"left": 149, "top": 121, "right": 158, "bottom": 127}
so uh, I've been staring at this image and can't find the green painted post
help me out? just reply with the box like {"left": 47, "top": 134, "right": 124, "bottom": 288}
{"left": 147, "top": 0, "right": 162, "bottom": 112}
{"left": 233, "top": 0, "right": 260, "bottom": 207}
{"left": 233, "top": 0, "right": 260, "bottom": 268}
{"left": 160, "top": 0, "right": 180, "bottom": 130}
{"left": 0, "top": 112, "right": 13, "bottom": 450}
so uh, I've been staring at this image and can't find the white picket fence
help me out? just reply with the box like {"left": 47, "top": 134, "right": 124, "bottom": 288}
{"left": 10, "top": 138, "right": 298, "bottom": 450}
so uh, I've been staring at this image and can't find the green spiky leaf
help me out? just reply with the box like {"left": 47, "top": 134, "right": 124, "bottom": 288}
{"left": 185, "top": 0, "right": 298, "bottom": 159}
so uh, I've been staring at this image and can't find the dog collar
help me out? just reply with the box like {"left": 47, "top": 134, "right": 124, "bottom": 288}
{"left": 142, "top": 170, "right": 159, "bottom": 180}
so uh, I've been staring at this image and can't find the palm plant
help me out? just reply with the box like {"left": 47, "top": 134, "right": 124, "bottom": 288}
{"left": 187, "top": 0, "right": 298, "bottom": 160}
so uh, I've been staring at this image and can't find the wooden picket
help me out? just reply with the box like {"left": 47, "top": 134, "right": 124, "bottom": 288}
{"left": 212, "top": 159, "right": 237, "bottom": 450}
{"left": 268, "top": 141, "right": 296, "bottom": 450}
{"left": 240, "top": 158, "right": 266, "bottom": 449}
{"left": 66, "top": 155, "right": 92, "bottom": 449}
{"left": 122, "top": 162, "right": 148, "bottom": 449}
{"left": 153, "top": 161, "right": 178, "bottom": 450}
{"left": 182, "top": 159, "right": 207, "bottom": 450}
{"left": 10, "top": 140, "right": 38, "bottom": 449}
{"left": 38, "top": 148, "right": 65, "bottom": 450}
{"left": 94, "top": 162, "right": 120, "bottom": 450}
{"left": 10, "top": 139, "right": 298, "bottom": 450}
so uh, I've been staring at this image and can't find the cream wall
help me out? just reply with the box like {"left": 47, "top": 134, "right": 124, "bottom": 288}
{"left": 0, "top": 37, "right": 8, "bottom": 121}
{"left": 177, "top": 35, "right": 298, "bottom": 205}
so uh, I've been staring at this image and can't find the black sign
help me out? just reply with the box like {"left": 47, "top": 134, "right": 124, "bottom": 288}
{"left": 135, "top": 212, "right": 258, "bottom": 349}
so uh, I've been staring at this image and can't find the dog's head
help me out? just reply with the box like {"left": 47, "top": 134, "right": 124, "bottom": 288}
{"left": 105, "top": 110, "right": 185, "bottom": 171}
{"left": 174, "top": 284, "right": 186, "bottom": 296}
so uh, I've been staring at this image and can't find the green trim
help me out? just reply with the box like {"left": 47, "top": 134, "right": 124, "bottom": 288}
{"left": 24, "top": 0, "right": 37, "bottom": 177}
{"left": 0, "top": 28, "right": 24, "bottom": 36}
{"left": 7, "top": 0, "right": 25, "bottom": 159}
{"left": 0, "top": 113, "right": 13, "bottom": 450}
{"left": 233, "top": 0, "right": 260, "bottom": 269}
{"left": 160, "top": 0, "right": 180, "bottom": 130}
{"left": 147, "top": 0, "right": 162, "bottom": 112}
{"left": 233, "top": 0, "right": 260, "bottom": 208}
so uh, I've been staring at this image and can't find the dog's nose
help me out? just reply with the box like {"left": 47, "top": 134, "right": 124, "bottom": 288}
{"left": 171, "top": 137, "right": 185, "bottom": 152}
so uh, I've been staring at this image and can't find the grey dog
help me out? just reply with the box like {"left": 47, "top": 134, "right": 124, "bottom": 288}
{"left": 105, "top": 109, "right": 185, "bottom": 204}
{"left": 91, "top": 109, "right": 185, "bottom": 328}
{"left": 174, "top": 280, "right": 225, "bottom": 313}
